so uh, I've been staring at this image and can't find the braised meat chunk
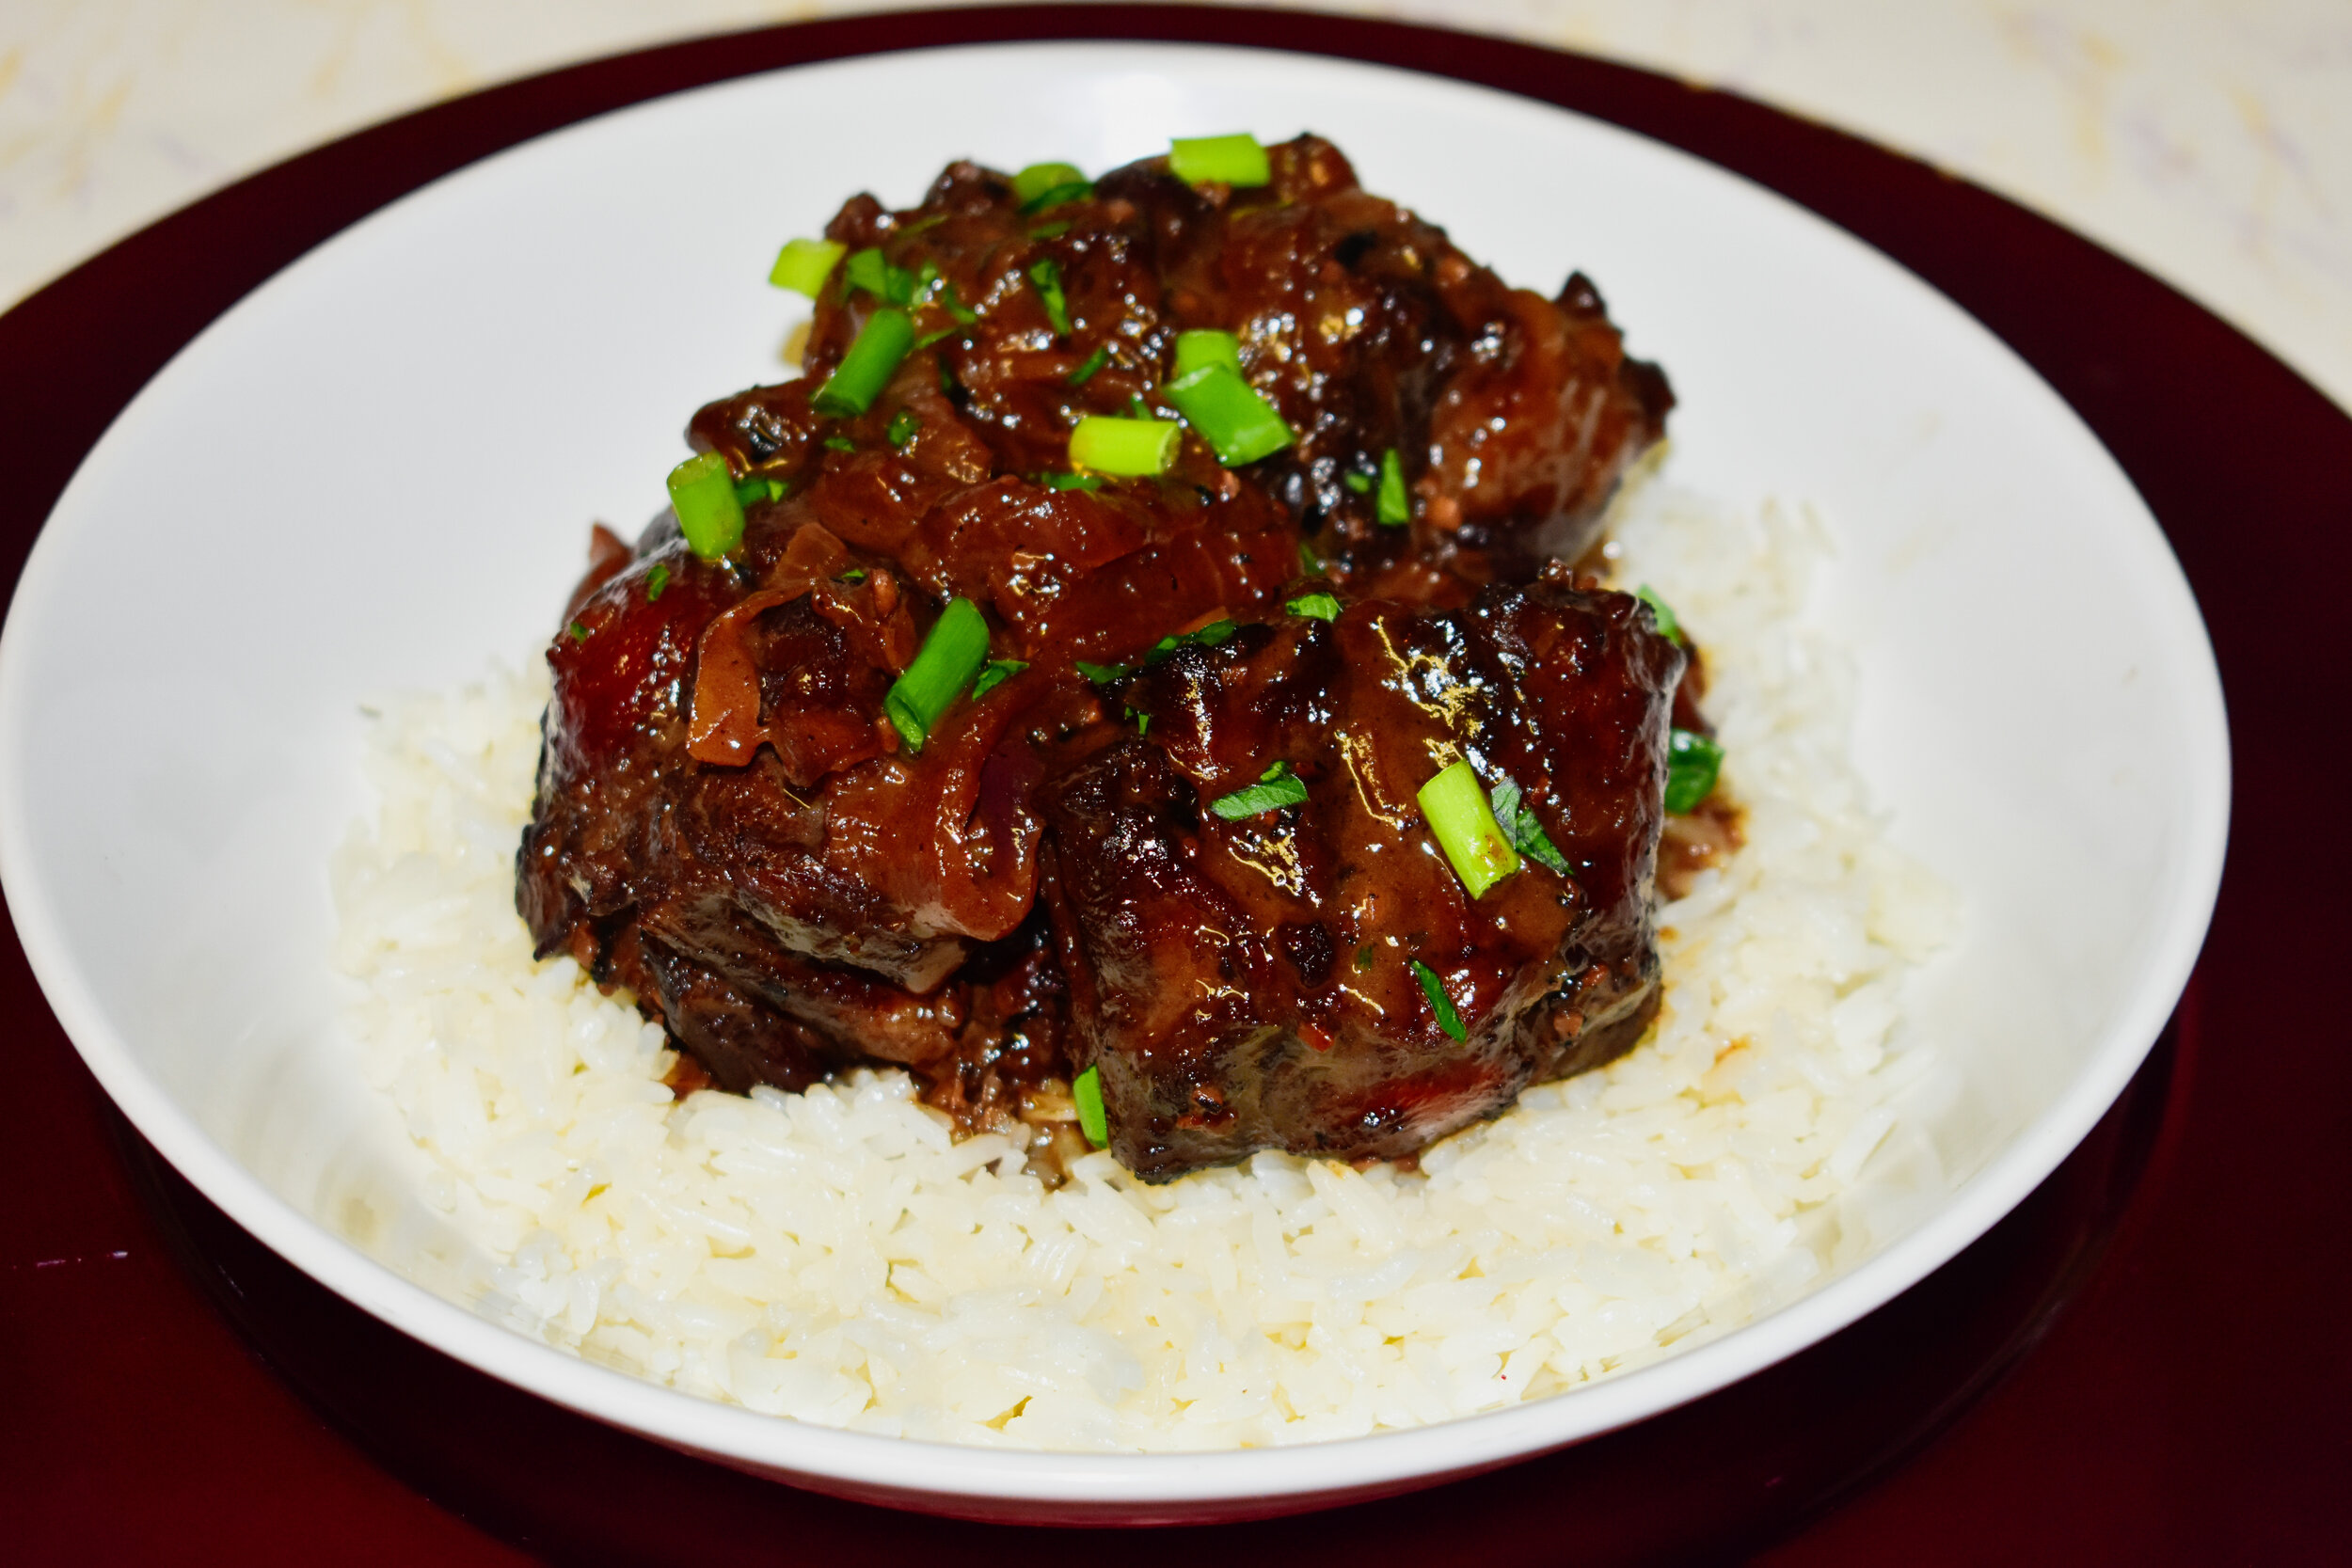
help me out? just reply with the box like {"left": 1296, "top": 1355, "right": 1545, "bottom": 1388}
{"left": 1040, "top": 578, "right": 1682, "bottom": 1178}
{"left": 517, "top": 132, "right": 1693, "bottom": 1178}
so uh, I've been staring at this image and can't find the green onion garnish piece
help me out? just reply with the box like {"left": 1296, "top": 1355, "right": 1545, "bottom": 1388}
{"left": 1073, "top": 1064, "right": 1109, "bottom": 1148}
{"left": 1068, "top": 344, "right": 1112, "bottom": 385}
{"left": 1011, "top": 162, "right": 1087, "bottom": 205}
{"left": 1487, "top": 776, "right": 1570, "bottom": 877}
{"left": 883, "top": 597, "right": 990, "bottom": 753}
{"left": 1296, "top": 538, "right": 1324, "bottom": 575}
{"left": 1411, "top": 959, "right": 1468, "bottom": 1041}
{"left": 1042, "top": 471, "right": 1104, "bottom": 492}
{"left": 1417, "top": 758, "right": 1520, "bottom": 897}
{"left": 731, "top": 473, "right": 769, "bottom": 508}
{"left": 1027, "top": 258, "right": 1073, "bottom": 337}
{"left": 1069, "top": 415, "right": 1181, "bottom": 477}
{"left": 1356, "top": 945, "right": 1377, "bottom": 972}
{"left": 1021, "top": 180, "right": 1092, "bottom": 215}
{"left": 970, "top": 657, "right": 1027, "bottom": 701}
{"left": 1143, "top": 618, "right": 1238, "bottom": 667}
{"left": 1135, "top": 709, "right": 1151, "bottom": 736}
{"left": 844, "top": 246, "right": 917, "bottom": 305}
{"left": 886, "top": 408, "right": 919, "bottom": 447}
{"left": 1343, "top": 468, "right": 1374, "bottom": 495}
{"left": 1164, "top": 364, "right": 1293, "bottom": 466}
{"left": 1287, "top": 593, "right": 1340, "bottom": 621}
{"left": 1073, "top": 660, "right": 1132, "bottom": 685}
{"left": 645, "top": 562, "right": 670, "bottom": 603}
{"left": 1664, "top": 728, "right": 1725, "bottom": 815}
{"left": 1029, "top": 219, "right": 1074, "bottom": 240}
{"left": 1636, "top": 584, "right": 1685, "bottom": 643}
{"left": 814, "top": 307, "right": 916, "bottom": 418}
{"left": 566, "top": 620, "right": 590, "bottom": 642}
{"left": 1168, "top": 133, "right": 1271, "bottom": 187}
{"left": 1172, "top": 329, "right": 1241, "bottom": 380}
{"left": 836, "top": 568, "right": 867, "bottom": 584}
{"left": 823, "top": 435, "right": 856, "bottom": 452}
{"left": 1376, "top": 448, "right": 1410, "bottom": 525}
{"left": 1210, "top": 760, "right": 1308, "bottom": 820}
{"left": 769, "top": 236, "right": 846, "bottom": 296}
{"left": 665, "top": 451, "right": 746, "bottom": 561}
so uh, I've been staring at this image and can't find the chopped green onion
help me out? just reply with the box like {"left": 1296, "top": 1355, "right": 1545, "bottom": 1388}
{"left": 843, "top": 246, "right": 917, "bottom": 305}
{"left": 814, "top": 307, "right": 915, "bottom": 417}
{"left": 1356, "top": 945, "right": 1377, "bottom": 972}
{"left": 1028, "top": 219, "right": 1073, "bottom": 240}
{"left": 1073, "top": 1064, "right": 1109, "bottom": 1148}
{"left": 1027, "top": 258, "right": 1073, "bottom": 336}
{"left": 1144, "top": 618, "right": 1237, "bottom": 667}
{"left": 1343, "top": 468, "right": 1374, "bottom": 495}
{"left": 883, "top": 597, "right": 990, "bottom": 753}
{"left": 1068, "top": 344, "right": 1112, "bottom": 385}
{"left": 1172, "top": 329, "right": 1241, "bottom": 380}
{"left": 1210, "top": 760, "right": 1308, "bottom": 820}
{"left": 1417, "top": 758, "right": 1519, "bottom": 897}
{"left": 836, "top": 568, "right": 867, "bottom": 584}
{"left": 1164, "top": 364, "right": 1293, "bottom": 466}
{"left": 769, "top": 236, "right": 846, "bottom": 296}
{"left": 566, "top": 620, "right": 590, "bottom": 642}
{"left": 731, "top": 474, "right": 769, "bottom": 508}
{"left": 1636, "top": 584, "right": 1685, "bottom": 644}
{"left": 1169, "top": 133, "right": 1271, "bottom": 187}
{"left": 970, "top": 657, "right": 1027, "bottom": 701}
{"left": 822, "top": 435, "right": 856, "bottom": 452}
{"left": 1296, "top": 538, "right": 1324, "bottom": 575}
{"left": 1042, "top": 471, "right": 1104, "bottom": 492}
{"left": 1411, "top": 959, "right": 1468, "bottom": 1042}
{"left": 1021, "top": 180, "right": 1092, "bottom": 215}
{"left": 886, "top": 408, "right": 920, "bottom": 447}
{"left": 1287, "top": 593, "right": 1340, "bottom": 621}
{"left": 1011, "top": 162, "right": 1086, "bottom": 205}
{"left": 1134, "top": 709, "right": 1151, "bottom": 736}
{"left": 645, "top": 562, "right": 670, "bottom": 602}
{"left": 1664, "top": 729, "right": 1725, "bottom": 814}
{"left": 1487, "top": 776, "right": 1570, "bottom": 877}
{"left": 1376, "top": 448, "right": 1410, "bottom": 525}
{"left": 666, "top": 451, "right": 745, "bottom": 561}
{"left": 1069, "top": 416, "right": 1181, "bottom": 477}
{"left": 1074, "top": 660, "right": 1132, "bottom": 685}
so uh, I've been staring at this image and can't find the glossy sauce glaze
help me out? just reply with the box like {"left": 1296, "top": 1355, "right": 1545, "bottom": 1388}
{"left": 518, "top": 135, "right": 1700, "bottom": 1179}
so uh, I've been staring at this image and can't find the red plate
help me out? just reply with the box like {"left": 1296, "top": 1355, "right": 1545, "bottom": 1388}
{"left": 1, "top": 8, "right": 2344, "bottom": 1562}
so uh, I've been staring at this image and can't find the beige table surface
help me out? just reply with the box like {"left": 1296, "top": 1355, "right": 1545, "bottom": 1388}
{"left": 5, "top": 0, "right": 2347, "bottom": 412}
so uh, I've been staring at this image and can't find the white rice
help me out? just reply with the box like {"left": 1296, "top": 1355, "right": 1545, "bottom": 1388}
{"left": 328, "top": 484, "right": 1957, "bottom": 1450}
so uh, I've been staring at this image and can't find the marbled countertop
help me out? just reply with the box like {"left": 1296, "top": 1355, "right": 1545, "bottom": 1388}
{"left": 5, "top": 0, "right": 2346, "bottom": 410}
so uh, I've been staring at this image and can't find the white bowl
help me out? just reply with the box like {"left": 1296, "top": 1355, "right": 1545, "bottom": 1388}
{"left": 0, "top": 42, "right": 2226, "bottom": 1524}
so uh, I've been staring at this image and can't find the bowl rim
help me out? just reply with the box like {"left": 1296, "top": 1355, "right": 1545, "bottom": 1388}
{"left": 0, "top": 20, "right": 2231, "bottom": 1517}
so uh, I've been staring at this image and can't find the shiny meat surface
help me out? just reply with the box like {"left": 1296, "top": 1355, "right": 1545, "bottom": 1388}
{"left": 1041, "top": 578, "right": 1682, "bottom": 1178}
{"left": 517, "top": 135, "right": 1681, "bottom": 1177}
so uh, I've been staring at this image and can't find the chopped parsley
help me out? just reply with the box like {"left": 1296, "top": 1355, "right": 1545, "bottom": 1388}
{"left": 1209, "top": 760, "right": 1308, "bottom": 820}
{"left": 1411, "top": 959, "right": 1467, "bottom": 1041}
{"left": 1143, "top": 618, "right": 1237, "bottom": 666}
{"left": 969, "top": 658, "right": 1027, "bottom": 700}
{"left": 1487, "top": 775, "right": 1571, "bottom": 877}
